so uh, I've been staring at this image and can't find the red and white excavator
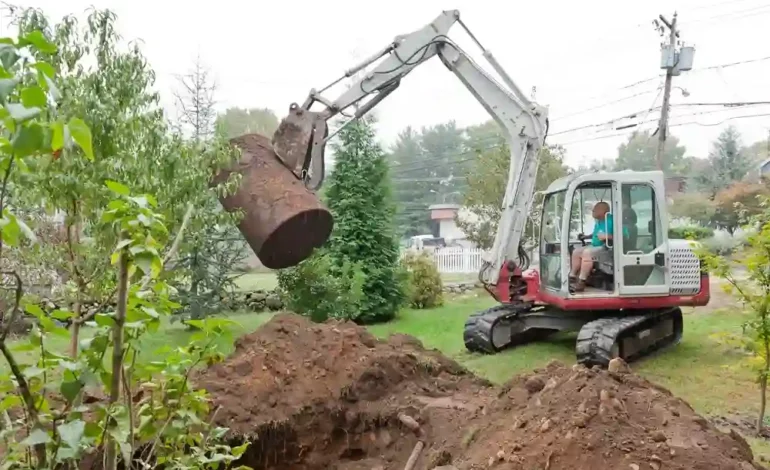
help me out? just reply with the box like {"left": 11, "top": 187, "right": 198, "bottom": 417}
{"left": 267, "top": 10, "right": 710, "bottom": 367}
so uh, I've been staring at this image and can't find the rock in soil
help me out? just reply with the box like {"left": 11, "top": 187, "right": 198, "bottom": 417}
{"left": 194, "top": 314, "right": 766, "bottom": 470}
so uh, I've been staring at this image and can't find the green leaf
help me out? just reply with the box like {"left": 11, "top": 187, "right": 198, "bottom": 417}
{"left": 0, "top": 394, "right": 21, "bottom": 411}
{"left": 20, "top": 86, "right": 47, "bottom": 108}
{"left": 50, "top": 121, "right": 64, "bottom": 151}
{"left": 22, "top": 366, "right": 44, "bottom": 378}
{"left": 94, "top": 313, "right": 113, "bottom": 327}
{"left": 105, "top": 180, "right": 130, "bottom": 196}
{"left": 42, "top": 74, "right": 60, "bottom": 102}
{"left": 50, "top": 309, "right": 74, "bottom": 321}
{"left": 60, "top": 380, "right": 84, "bottom": 403}
{"left": 0, "top": 213, "right": 20, "bottom": 246}
{"left": 134, "top": 252, "right": 155, "bottom": 275}
{"left": 6, "top": 103, "right": 41, "bottom": 122}
{"left": 21, "top": 428, "right": 51, "bottom": 446}
{"left": 12, "top": 122, "right": 45, "bottom": 156}
{"left": 21, "top": 31, "right": 57, "bottom": 54}
{"left": 67, "top": 117, "right": 93, "bottom": 160}
{"left": 0, "top": 77, "right": 19, "bottom": 103}
{"left": 57, "top": 419, "right": 85, "bottom": 448}
{"left": 25, "top": 303, "right": 45, "bottom": 319}
{"left": 33, "top": 62, "right": 55, "bottom": 77}
{"left": 0, "top": 44, "right": 19, "bottom": 70}
{"left": 231, "top": 442, "right": 250, "bottom": 458}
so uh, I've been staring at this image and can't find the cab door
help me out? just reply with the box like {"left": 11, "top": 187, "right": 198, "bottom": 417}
{"left": 614, "top": 179, "right": 669, "bottom": 296}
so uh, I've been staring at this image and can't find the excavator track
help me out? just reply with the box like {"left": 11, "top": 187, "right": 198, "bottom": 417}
{"left": 463, "top": 303, "right": 534, "bottom": 353}
{"left": 575, "top": 307, "right": 684, "bottom": 368}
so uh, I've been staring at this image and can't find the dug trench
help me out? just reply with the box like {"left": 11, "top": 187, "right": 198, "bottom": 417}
{"left": 193, "top": 313, "right": 767, "bottom": 470}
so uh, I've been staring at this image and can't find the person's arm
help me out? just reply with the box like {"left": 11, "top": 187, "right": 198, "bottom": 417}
{"left": 597, "top": 215, "right": 614, "bottom": 240}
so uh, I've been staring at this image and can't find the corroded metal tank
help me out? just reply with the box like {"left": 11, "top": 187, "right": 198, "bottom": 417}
{"left": 211, "top": 134, "right": 333, "bottom": 269}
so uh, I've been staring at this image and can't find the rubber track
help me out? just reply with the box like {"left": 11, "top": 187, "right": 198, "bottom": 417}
{"left": 575, "top": 308, "right": 683, "bottom": 368}
{"left": 463, "top": 303, "right": 532, "bottom": 354}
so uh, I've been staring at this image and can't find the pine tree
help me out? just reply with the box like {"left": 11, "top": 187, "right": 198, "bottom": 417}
{"left": 324, "top": 115, "right": 406, "bottom": 323}
{"left": 696, "top": 126, "right": 753, "bottom": 196}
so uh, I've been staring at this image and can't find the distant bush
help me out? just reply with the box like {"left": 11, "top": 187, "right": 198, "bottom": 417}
{"left": 669, "top": 226, "right": 714, "bottom": 241}
{"left": 276, "top": 251, "right": 365, "bottom": 323}
{"left": 400, "top": 252, "right": 444, "bottom": 309}
{"left": 701, "top": 236, "right": 740, "bottom": 256}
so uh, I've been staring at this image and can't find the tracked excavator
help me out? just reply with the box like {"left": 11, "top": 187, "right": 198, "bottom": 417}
{"left": 265, "top": 10, "right": 711, "bottom": 367}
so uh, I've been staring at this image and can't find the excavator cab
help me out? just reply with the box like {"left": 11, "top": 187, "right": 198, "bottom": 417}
{"left": 540, "top": 171, "right": 676, "bottom": 298}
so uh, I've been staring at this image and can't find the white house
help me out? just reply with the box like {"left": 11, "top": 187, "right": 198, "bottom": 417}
{"left": 428, "top": 203, "right": 477, "bottom": 248}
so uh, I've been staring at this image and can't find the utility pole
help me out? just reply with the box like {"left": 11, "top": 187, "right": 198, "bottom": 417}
{"left": 654, "top": 13, "right": 695, "bottom": 172}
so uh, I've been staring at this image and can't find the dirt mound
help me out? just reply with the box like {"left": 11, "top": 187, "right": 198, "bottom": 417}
{"left": 196, "top": 314, "right": 764, "bottom": 470}
{"left": 457, "top": 361, "right": 762, "bottom": 470}
{"left": 194, "top": 313, "right": 494, "bottom": 469}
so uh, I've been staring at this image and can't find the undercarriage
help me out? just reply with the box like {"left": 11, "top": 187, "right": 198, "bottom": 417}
{"left": 463, "top": 303, "right": 684, "bottom": 367}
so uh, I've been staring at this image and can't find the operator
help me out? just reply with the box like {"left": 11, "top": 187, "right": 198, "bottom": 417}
{"left": 569, "top": 201, "right": 613, "bottom": 292}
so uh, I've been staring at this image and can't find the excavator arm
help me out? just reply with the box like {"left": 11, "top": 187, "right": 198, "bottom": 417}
{"left": 271, "top": 10, "right": 549, "bottom": 286}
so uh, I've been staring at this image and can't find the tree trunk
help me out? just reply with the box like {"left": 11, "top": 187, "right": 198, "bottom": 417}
{"left": 759, "top": 338, "right": 770, "bottom": 435}
{"left": 104, "top": 250, "right": 129, "bottom": 470}
{"left": 757, "top": 373, "right": 767, "bottom": 436}
{"left": 68, "top": 301, "right": 81, "bottom": 358}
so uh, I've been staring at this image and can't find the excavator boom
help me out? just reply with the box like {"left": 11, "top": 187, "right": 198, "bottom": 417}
{"left": 271, "top": 10, "right": 549, "bottom": 284}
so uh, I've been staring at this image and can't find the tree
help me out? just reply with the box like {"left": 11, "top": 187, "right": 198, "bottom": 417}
{"left": 745, "top": 137, "right": 769, "bottom": 166}
{"left": 695, "top": 126, "right": 754, "bottom": 196}
{"left": 457, "top": 140, "right": 570, "bottom": 249}
{"left": 215, "top": 106, "right": 280, "bottom": 138}
{"left": 173, "top": 53, "right": 217, "bottom": 142}
{"left": 10, "top": 8, "right": 239, "bottom": 353}
{"left": 712, "top": 181, "right": 770, "bottom": 234}
{"left": 171, "top": 56, "right": 249, "bottom": 321}
{"left": 668, "top": 192, "right": 716, "bottom": 227}
{"left": 0, "top": 22, "right": 245, "bottom": 470}
{"left": 388, "top": 121, "right": 469, "bottom": 237}
{"left": 699, "top": 198, "right": 770, "bottom": 435}
{"left": 324, "top": 115, "right": 406, "bottom": 323}
{"left": 576, "top": 157, "right": 615, "bottom": 173}
{"left": 615, "top": 130, "right": 687, "bottom": 175}
{"left": 388, "top": 126, "right": 432, "bottom": 237}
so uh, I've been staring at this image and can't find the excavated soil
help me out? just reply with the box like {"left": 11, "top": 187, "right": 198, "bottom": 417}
{"left": 195, "top": 314, "right": 765, "bottom": 470}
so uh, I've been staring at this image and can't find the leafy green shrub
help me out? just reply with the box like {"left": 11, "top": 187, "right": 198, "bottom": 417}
{"left": 669, "top": 226, "right": 714, "bottom": 240}
{"left": 276, "top": 251, "right": 365, "bottom": 323}
{"left": 701, "top": 236, "right": 739, "bottom": 256}
{"left": 401, "top": 252, "right": 444, "bottom": 309}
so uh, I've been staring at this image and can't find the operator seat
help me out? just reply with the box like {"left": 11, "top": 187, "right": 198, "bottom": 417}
{"left": 623, "top": 207, "right": 638, "bottom": 252}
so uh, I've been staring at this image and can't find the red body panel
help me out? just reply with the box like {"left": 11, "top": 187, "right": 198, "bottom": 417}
{"left": 494, "top": 267, "right": 711, "bottom": 311}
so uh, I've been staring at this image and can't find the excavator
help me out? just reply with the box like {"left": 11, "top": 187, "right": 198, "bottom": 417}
{"left": 265, "top": 10, "right": 711, "bottom": 367}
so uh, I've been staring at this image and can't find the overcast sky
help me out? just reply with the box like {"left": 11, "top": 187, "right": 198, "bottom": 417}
{"left": 6, "top": 0, "right": 770, "bottom": 169}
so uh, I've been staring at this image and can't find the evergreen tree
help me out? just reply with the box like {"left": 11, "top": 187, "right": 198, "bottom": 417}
{"left": 324, "top": 115, "right": 406, "bottom": 323}
{"left": 694, "top": 126, "right": 753, "bottom": 196}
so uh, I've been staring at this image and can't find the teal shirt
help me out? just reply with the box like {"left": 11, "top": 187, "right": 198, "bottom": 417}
{"left": 591, "top": 213, "right": 629, "bottom": 246}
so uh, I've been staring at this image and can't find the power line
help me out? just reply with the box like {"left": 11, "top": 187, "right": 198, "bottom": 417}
{"left": 553, "top": 111, "right": 770, "bottom": 145}
{"left": 550, "top": 87, "right": 661, "bottom": 121}
{"left": 549, "top": 100, "right": 770, "bottom": 137}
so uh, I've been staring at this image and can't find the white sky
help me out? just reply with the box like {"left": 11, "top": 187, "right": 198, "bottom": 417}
{"left": 6, "top": 0, "right": 770, "bottom": 169}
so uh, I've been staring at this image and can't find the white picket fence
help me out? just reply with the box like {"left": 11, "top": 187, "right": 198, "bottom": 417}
{"left": 402, "top": 247, "right": 484, "bottom": 273}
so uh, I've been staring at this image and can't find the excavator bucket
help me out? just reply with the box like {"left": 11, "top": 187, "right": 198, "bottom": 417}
{"left": 271, "top": 104, "right": 328, "bottom": 190}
